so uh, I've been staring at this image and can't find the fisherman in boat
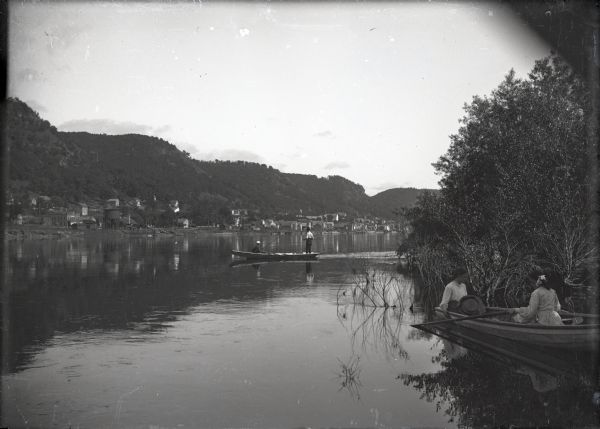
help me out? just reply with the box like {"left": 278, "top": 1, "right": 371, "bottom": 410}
{"left": 439, "top": 268, "right": 469, "bottom": 312}
{"left": 509, "top": 274, "right": 564, "bottom": 325}
{"left": 251, "top": 240, "right": 261, "bottom": 253}
{"left": 305, "top": 227, "right": 314, "bottom": 254}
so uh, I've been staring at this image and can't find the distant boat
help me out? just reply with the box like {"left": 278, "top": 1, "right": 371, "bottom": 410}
{"left": 434, "top": 307, "right": 599, "bottom": 350}
{"left": 231, "top": 250, "right": 319, "bottom": 261}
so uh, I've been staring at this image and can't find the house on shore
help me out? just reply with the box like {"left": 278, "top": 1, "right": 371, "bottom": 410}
{"left": 231, "top": 209, "right": 249, "bottom": 227}
{"left": 277, "top": 220, "right": 301, "bottom": 233}
{"left": 42, "top": 208, "right": 68, "bottom": 227}
{"left": 104, "top": 199, "right": 121, "bottom": 229}
{"left": 106, "top": 198, "right": 120, "bottom": 208}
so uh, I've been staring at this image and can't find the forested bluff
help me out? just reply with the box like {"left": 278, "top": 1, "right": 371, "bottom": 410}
{"left": 4, "top": 98, "right": 430, "bottom": 226}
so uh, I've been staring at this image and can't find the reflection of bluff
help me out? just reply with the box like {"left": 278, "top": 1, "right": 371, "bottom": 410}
{"left": 4, "top": 238, "right": 294, "bottom": 373}
{"left": 401, "top": 329, "right": 598, "bottom": 426}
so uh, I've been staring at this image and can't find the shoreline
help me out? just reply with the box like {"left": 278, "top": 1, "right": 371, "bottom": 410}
{"left": 4, "top": 225, "right": 400, "bottom": 241}
{"left": 4, "top": 225, "right": 222, "bottom": 241}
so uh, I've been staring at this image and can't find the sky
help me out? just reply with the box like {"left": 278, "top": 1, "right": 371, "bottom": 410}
{"left": 8, "top": 1, "right": 551, "bottom": 195}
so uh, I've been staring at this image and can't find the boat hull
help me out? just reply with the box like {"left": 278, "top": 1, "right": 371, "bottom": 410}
{"left": 232, "top": 250, "right": 319, "bottom": 261}
{"left": 435, "top": 308, "right": 599, "bottom": 349}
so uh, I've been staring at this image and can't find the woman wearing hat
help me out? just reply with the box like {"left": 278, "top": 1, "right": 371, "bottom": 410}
{"left": 509, "top": 274, "right": 564, "bottom": 325}
{"left": 439, "top": 268, "right": 469, "bottom": 312}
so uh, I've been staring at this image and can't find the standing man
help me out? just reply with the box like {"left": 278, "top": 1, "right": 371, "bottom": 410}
{"left": 439, "top": 268, "right": 469, "bottom": 312}
{"left": 305, "top": 227, "right": 314, "bottom": 254}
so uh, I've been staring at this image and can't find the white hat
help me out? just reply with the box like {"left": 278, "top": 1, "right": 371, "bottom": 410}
{"left": 256, "top": 240, "right": 261, "bottom": 243}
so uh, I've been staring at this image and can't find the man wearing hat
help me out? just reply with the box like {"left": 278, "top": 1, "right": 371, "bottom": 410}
{"left": 251, "top": 240, "right": 261, "bottom": 253}
{"left": 439, "top": 267, "right": 469, "bottom": 312}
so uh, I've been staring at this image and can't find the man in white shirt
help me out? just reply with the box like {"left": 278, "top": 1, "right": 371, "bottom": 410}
{"left": 305, "top": 227, "right": 314, "bottom": 253}
{"left": 439, "top": 268, "right": 469, "bottom": 312}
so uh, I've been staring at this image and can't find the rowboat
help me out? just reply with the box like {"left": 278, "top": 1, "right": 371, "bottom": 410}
{"left": 418, "top": 321, "right": 595, "bottom": 380}
{"left": 231, "top": 250, "right": 319, "bottom": 261}
{"left": 434, "top": 307, "right": 599, "bottom": 349}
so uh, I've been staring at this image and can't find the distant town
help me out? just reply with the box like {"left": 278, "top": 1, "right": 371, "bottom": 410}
{"left": 7, "top": 195, "right": 410, "bottom": 234}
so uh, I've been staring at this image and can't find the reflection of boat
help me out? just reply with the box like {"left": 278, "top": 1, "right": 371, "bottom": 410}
{"left": 408, "top": 322, "right": 598, "bottom": 425}
{"left": 229, "top": 259, "right": 319, "bottom": 268}
{"left": 435, "top": 307, "right": 599, "bottom": 349}
{"left": 231, "top": 250, "right": 319, "bottom": 261}
{"left": 418, "top": 322, "right": 594, "bottom": 379}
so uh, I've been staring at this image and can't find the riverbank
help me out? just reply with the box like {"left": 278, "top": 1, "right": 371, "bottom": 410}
{"left": 4, "top": 225, "right": 223, "bottom": 241}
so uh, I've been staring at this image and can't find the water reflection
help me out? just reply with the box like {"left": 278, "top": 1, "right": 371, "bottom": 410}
{"left": 403, "top": 325, "right": 599, "bottom": 426}
{"left": 227, "top": 231, "right": 401, "bottom": 256}
{"left": 305, "top": 262, "right": 314, "bottom": 283}
{"left": 4, "top": 232, "right": 597, "bottom": 428}
{"left": 4, "top": 236, "right": 281, "bottom": 373}
{"left": 5, "top": 233, "right": 401, "bottom": 376}
{"left": 336, "top": 355, "right": 362, "bottom": 401}
{"left": 338, "top": 305, "right": 408, "bottom": 362}
{"left": 170, "top": 253, "right": 180, "bottom": 271}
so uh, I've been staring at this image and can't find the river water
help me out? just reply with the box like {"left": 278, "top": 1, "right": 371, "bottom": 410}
{"left": 2, "top": 232, "right": 598, "bottom": 428}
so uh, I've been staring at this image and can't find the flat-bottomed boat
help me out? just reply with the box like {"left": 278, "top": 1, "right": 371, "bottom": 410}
{"left": 231, "top": 250, "right": 319, "bottom": 261}
{"left": 434, "top": 307, "right": 599, "bottom": 349}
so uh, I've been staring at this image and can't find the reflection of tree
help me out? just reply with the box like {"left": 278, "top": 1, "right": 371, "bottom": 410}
{"left": 337, "top": 304, "right": 408, "bottom": 361}
{"left": 335, "top": 355, "right": 362, "bottom": 401}
{"left": 406, "top": 327, "right": 433, "bottom": 341}
{"left": 400, "top": 348, "right": 598, "bottom": 426}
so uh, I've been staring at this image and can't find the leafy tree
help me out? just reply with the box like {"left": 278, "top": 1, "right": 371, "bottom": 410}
{"left": 406, "top": 56, "right": 595, "bottom": 304}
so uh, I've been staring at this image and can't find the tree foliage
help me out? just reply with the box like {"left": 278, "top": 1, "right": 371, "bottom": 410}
{"left": 404, "top": 56, "right": 596, "bottom": 305}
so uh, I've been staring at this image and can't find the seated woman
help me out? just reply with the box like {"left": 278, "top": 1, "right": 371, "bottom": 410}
{"left": 439, "top": 268, "right": 469, "bottom": 312}
{"left": 510, "top": 274, "right": 564, "bottom": 325}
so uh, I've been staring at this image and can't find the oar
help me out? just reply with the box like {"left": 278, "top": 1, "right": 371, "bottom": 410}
{"left": 411, "top": 310, "right": 510, "bottom": 328}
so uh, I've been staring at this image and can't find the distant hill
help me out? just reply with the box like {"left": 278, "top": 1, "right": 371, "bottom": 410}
{"left": 369, "top": 188, "right": 437, "bottom": 217}
{"left": 5, "top": 98, "right": 435, "bottom": 223}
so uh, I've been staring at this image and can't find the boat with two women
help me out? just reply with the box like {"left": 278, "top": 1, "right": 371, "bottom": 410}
{"left": 431, "top": 306, "right": 599, "bottom": 349}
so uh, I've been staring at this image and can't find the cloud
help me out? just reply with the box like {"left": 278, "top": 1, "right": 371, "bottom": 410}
{"left": 16, "top": 68, "right": 44, "bottom": 82}
{"left": 324, "top": 161, "right": 350, "bottom": 169}
{"left": 58, "top": 118, "right": 169, "bottom": 136}
{"left": 153, "top": 124, "right": 172, "bottom": 135}
{"left": 45, "top": 24, "right": 86, "bottom": 51}
{"left": 197, "top": 149, "right": 265, "bottom": 163}
{"left": 25, "top": 99, "right": 48, "bottom": 113}
{"left": 313, "top": 130, "right": 334, "bottom": 138}
{"left": 372, "top": 181, "right": 401, "bottom": 191}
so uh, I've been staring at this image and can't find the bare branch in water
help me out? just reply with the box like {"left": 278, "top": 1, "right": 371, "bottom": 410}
{"left": 340, "top": 260, "right": 407, "bottom": 309}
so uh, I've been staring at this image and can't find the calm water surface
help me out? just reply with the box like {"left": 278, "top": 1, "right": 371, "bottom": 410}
{"left": 2, "top": 232, "right": 598, "bottom": 428}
